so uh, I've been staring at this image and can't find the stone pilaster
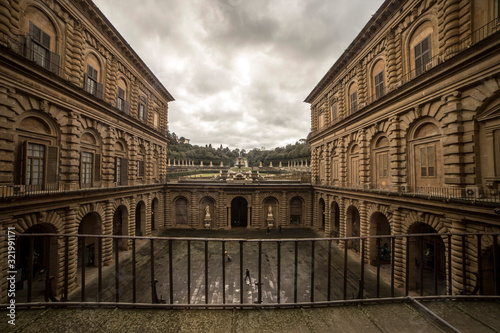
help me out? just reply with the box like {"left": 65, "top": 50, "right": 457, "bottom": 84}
{"left": 129, "top": 196, "right": 136, "bottom": 236}
{"left": 324, "top": 194, "right": 331, "bottom": 236}
{"left": 359, "top": 130, "right": 369, "bottom": 187}
{"left": 65, "top": 19, "right": 85, "bottom": 86}
{"left": 388, "top": 116, "right": 405, "bottom": 191}
{"left": 61, "top": 111, "right": 80, "bottom": 190}
{"left": 339, "top": 139, "right": 347, "bottom": 186}
{"left": 105, "top": 56, "right": 118, "bottom": 105}
{"left": 385, "top": 29, "right": 397, "bottom": 90}
{"left": 359, "top": 201, "right": 369, "bottom": 262}
{"left": 102, "top": 126, "right": 115, "bottom": 186}
{"left": 437, "top": 0, "right": 461, "bottom": 60}
{"left": 338, "top": 198, "right": 346, "bottom": 241}
{"left": 392, "top": 208, "right": 405, "bottom": 287}
{"left": 449, "top": 217, "right": 467, "bottom": 294}
{"left": 357, "top": 61, "right": 367, "bottom": 106}
{"left": 102, "top": 200, "right": 113, "bottom": 266}
{"left": 65, "top": 204, "right": 80, "bottom": 294}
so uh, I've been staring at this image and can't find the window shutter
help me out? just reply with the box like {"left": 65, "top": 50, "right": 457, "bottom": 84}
{"left": 121, "top": 158, "right": 129, "bottom": 185}
{"left": 84, "top": 73, "right": 89, "bottom": 91}
{"left": 494, "top": 130, "right": 500, "bottom": 176}
{"left": 22, "top": 141, "right": 28, "bottom": 185}
{"left": 140, "top": 160, "right": 145, "bottom": 177}
{"left": 96, "top": 82, "right": 104, "bottom": 99}
{"left": 49, "top": 52, "right": 60, "bottom": 75}
{"left": 124, "top": 101, "right": 129, "bottom": 115}
{"left": 41, "top": 31, "right": 50, "bottom": 49}
{"left": 118, "top": 88, "right": 125, "bottom": 99}
{"left": 94, "top": 153, "right": 101, "bottom": 182}
{"left": 46, "top": 146, "right": 59, "bottom": 185}
{"left": 30, "top": 22, "right": 41, "bottom": 43}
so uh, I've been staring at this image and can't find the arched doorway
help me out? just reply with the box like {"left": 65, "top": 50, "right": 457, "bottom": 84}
{"left": 78, "top": 213, "right": 102, "bottom": 268}
{"left": 369, "top": 212, "right": 391, "bottom": 265}
{"left": 346, "top": 206, "right": 360, "bottom": 251}
{"left": 481, "top": 243, "right": 500, "bottom": 295}
{"left": 16, "top": 223, "right": 58, "bottom": 299}
{"left": 175, "top": 197, "right": 189, "bottom": 226}
{"left": 407, "top": 223, "right": 446, "bottom": 294}
{"left": 151, "top": 198, "right": 159, "bottom": 231}
{"left": 113, "top": 205, "right": 128, "bottom": 251}
{"left": 330, "top": 201, "right": 340, "bottom": 237}
{"left": 135, "top": 201, "right": 146, "bottom": 236}
{"left": 231, "top": 196, "right": 248, "bottom": 227}
{"left": 319, "top": 198, "right": 326, "bottom": 231}
{"left": 290, "top": 197, "right": 303, "bottom": 225}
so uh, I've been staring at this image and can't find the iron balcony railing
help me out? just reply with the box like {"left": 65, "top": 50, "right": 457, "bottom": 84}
{"left": 1, "top": 232, "right": 498, "bottom": 309}
{"left": 315, "top": 183, "right": 500, "bottom": 204}
{"left": 0, "top": 181, "right": 165, "bottom": 199}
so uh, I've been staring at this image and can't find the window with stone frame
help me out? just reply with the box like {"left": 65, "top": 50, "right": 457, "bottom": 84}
{"left": 153, "top": 111, "right": 159, "bottom": 128}
{"left": 114, "top": 141, "right": 128, "bottom": 186}
{"left": 348, "top": 144, "right": 360, "bottom": 187}
{"left": 117, "top": 87, "right": 125, "bottom": 111}
{"left": 331, "top": 104, "right": 338, "bottom": 123}
{"left": 84, "top": 64, "right": 103, "bottom": 99}
{"left": 374, "top": 70, "right": 385, "bottom": 99}
{"left": 29, "top": 22, "right": 50, "bottom": 69}
{"left": 80, "top": 133, "right": 101, "bottom": 189}
{"left": 350, "top": 91, "right": 358, "bottom": 113}
{"left": 420, "top": 145, "right": 436, "bottom": 177}
{"left": 414, "top": 35, "right": 432, "bottom": 76}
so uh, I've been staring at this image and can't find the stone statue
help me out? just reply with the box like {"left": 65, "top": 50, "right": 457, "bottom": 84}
{"left": 267, "top": 205, "right": 273, "bottom": 218}
{"left": 205, "top": 205, "right": 211, "bottom": 218}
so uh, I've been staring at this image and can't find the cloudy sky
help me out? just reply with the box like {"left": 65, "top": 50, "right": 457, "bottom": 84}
{"left": 92, "top": 0, "right": 384, "bottom": 150}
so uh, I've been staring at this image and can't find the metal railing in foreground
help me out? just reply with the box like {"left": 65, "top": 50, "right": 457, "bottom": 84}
{"left": 1, "top": 232, "right": 499, "bottom": 309}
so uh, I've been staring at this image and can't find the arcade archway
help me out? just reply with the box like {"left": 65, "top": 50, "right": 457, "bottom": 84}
{"left": 135, "top": 201, "right": 146, "bottom": 236}
{"left": 113, "top": 205, "right": 128, "bottom": 251}
{"left": 346, "top": 206, "right": 360, "bottom": 251}
{"left": 369, "top": 212, "right": 391, "bottom": 265}
{"left": 78, "top": 212, "right": 102, "bottom": 268}
{"left": 330, "top": 201, "right": 340, "bottom": 237}
{"left": 231, "top": 196, "right": 248, "bottom": 227}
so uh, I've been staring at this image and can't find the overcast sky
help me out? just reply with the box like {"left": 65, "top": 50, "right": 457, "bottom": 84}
{"left": 92, "top": 0, "right": 384, "bottom": 150}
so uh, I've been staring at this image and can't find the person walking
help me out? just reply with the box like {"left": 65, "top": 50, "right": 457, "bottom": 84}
{"left": 225, "top": 250, "right": 232, "bottom": 261}
{"left": 278, "top": 225, "right": 282, "bottom": 233}
{"left": 266, "top": 226, "right": 270, "bottom": 235}
{"left": 245, "top": 268, "right": 251, "bottom": 283}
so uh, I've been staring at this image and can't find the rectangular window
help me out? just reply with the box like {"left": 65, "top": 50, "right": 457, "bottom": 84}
{"left": 153, "top": 111, "right": 159, "bottom": 128}
{"left": 81, "top": 152, "right": 93, "bottom": 186}
{"left": 29, "top": 22, "right": 50, "bottom": 69}
{"left": 420, "top": 145, "right": 436, "bottom": 177}
{"left": 115, "top": 157, "right": 122, "bottom": 184}
{"left": 85, "top": 65, "right": 98, "bottom": 95}
{"left": 117, "top": 88, "right": 125, "bottom": 111}
{"left": 318, "top": 113, "right": 325, "bottom": 128}
{"left": 495, "top": 130, "right": 500, "bottom": 176}
{"left": 350, "top": 91, "right": 358, "bottom": 114}
{"left": 415, "top": 35, "right": 432, "bottom": 76}
{"left": 138, "top": 103, "right": 145, "bottom": 120}
{"left": 374, "top": 71, "right": 385, "bottom": 99}
{"left": 331, "top": 104, "right": 337, "bottom": 122}
{"left": 27, "top": 143, "right": 45, "bottom": 185}
{"left": 377, "top": 152, "right": 388, "bottom": 178}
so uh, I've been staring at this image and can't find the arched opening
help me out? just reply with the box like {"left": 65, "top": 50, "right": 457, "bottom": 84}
{"left": 231, "top": 196, "right": 248, "bottom": 228}
{"left": 410, "top": 121, "right": 443, "bottom": 188}
{"left": 200, "top": 197, "right": 215, "bottom": 228}
{"left": 135, "top": 201, "right": 146, "bottom": 236}
{"left": 319, "top": 198, "right": 326, "bottom": 231}
{"left": 369, "top": 212, "right": 391, "bottom": 265}
{"left": 290, "top": 197, "right": 303, "bottom": 225}
{"left": 16, "top": 223, "right": 58, "bottom": 300}
{"left": 263, "top": 197, "right": 278, "bottom": 228}
{"left": 330, "top": 201, "right": 340, "bottom": 237}
{"left": 407, "top": 223, "right": 446, "bottom": 294}
{"left": 113, "top": 205, "right": 128, "bottom": 251}
{"left": 371, "top": 136, "right": 390, "bottom": 189}
{"left": 78, "top": 213, "right": 102, "bottom": 268}
{"left": 151, "top": 198, "right": 159, "bottom": 231}
{"left": 481, "top": 243, "right": 500, "bottom": 295}
{"left": 175, "top": 198, "right": 189, "bottom": 226}
{"left": 346, "top": 206, "right": 360, "bottom": 251}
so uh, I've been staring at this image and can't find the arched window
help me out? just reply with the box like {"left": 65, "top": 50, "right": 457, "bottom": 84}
{"left": 371, "top": 136, "right": 390, "bottom": 189}
{"left": 175, "top": 198, "right": 189, "bottom": 225}
{"left": 371, "top": 59, "right": 386, "bottom": 100}
{"left": 84, "top": 53, "right": 103, "bottom": 99}
{"left": 116, "top": 78, "right": 129, "bottom": 114}
{"left": 136, "top": 145, "right": 146, "bottom": 181}
{"left": 24, "top": 6, "right": 60, "bottom": 74}
{"left": 80, "top": 132, "right": 101, "bottom": 188}
{"left": 16, "top": 115, "right": 59, "bottom": 190}
{"left": 409, "top": 21, "right": 436, "bottom": 77}
{"left": 410, "top": 122, "right": 443, "bottom": 188}
{"left": 138, "top": 95, "right": 148, "bottom": 121}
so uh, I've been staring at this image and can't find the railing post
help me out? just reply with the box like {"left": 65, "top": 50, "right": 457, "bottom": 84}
{"left": 169, "top": 239, "right": 173, "bottom": 305}
{"left": 205, "top": 240, "right": 209, "bottom": 305}
{"left": 277, "top": 241, "right": 281, "bottom": 304}
{"left": 343, "top": 239, "right": 348, "bottom": 300}
{"left": 64, "top": 236, "right": 69, "bottom": 301}
{"left": 98, "top": 237, "right": 102, "bottom": 302}
{"left": 327, "top": 239, "right": 332, "bottom": 301}
{"left": 294, "top": 240, "right": 298, "bottom": 303}
{"left": 405, "top": 236, "right": 410, "bottom": 296}
{"left": 311, "top": 240, "right": 315, "bottom": 302}
{"left": 477, "top": 235, "right": 482, "bottom": 295}
{"left": 258, "top": 241, "right": 262, "bottom": 304}
{"left": 132, "top": 238, "right": 136, "bottom": 303}
{"left": 150, "top": 239, "right": 155, "bottom": 303}
{"left": 221, "top": 241, "right": 225, "bottom": 305}
{"left": 114, "top": 238, "right": 119, "bottom": 302}
{"left": 240, "top": 241, "right": 244, "bottom": 305}
{"left": 80, "top": 237, "right": 85, "bottom": 302}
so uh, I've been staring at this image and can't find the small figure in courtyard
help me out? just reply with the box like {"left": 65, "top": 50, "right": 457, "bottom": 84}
{"left": 245, "top": 268, "right": 251, "bottom": 283}
{"left": 225, "top": 250, "right": 232, "bottom": 261}
{"left": 266, "top": 226, "right": 270, "bottom": 235}
{"left": 278, "top": 225, "right": 282, "bottom": 233}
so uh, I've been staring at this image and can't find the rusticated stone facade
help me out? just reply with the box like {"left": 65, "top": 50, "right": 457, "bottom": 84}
{"left": 306, "top": 0, "right": 500, "bottom": 295}
{"left": 0, "top": 0, "right": 172, "bottom": 302}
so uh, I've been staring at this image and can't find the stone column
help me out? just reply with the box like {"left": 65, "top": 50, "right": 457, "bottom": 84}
{"left": 325, "top": 194, "right": 331, "bottom": 236}
{"left": 338, "top": 198, "right": 346, "bottom": 242}
{"left": 388, "top": 116, "right": 404, "bottom": 191}
{"left": 65, "top": 204, "right": 80, "bottom": 294}
{"left": 102, "top": 200, "right": 113, "bottom": 266}
{"left": 359, "top": 130, "right": 369, "bottom": 187}
{"left": 339, "top": 139, "right": 347, "bottom": 187}
{"left": 359, "top": 201, "right": 369, "bottom": 262}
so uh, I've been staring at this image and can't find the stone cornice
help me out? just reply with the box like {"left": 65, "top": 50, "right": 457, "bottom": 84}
{"left": 68, "top": 0, "right": 175, "bottom": 102}
{"left": 304, "top": 0, "right": 403, "bottom": 104}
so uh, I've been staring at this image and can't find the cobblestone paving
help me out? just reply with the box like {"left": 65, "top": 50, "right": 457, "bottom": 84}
{"left": 70, "top": 228, "right": 399, "bottom": 305}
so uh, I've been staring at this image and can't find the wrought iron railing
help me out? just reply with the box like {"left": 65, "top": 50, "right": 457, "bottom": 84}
{"left": 316, "top": 184, "right": 500, "bottom": 204}
{"left": 1, "top": 232, "right": 498, "bottom": 309}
